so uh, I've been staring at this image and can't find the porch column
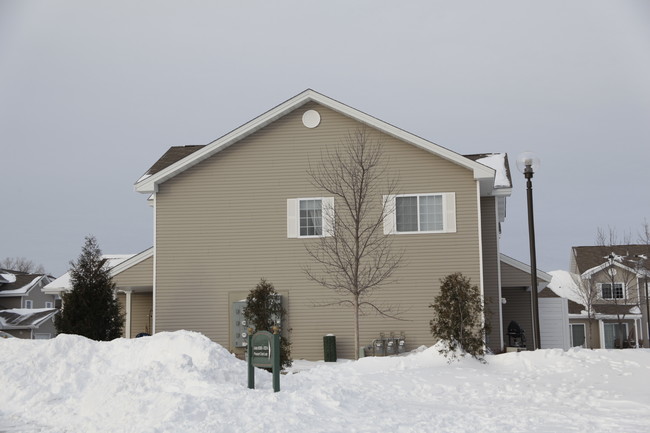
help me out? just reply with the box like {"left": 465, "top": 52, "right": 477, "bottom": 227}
{"left": 598, "top": 320, "right": 605, "bottom": 349}
{"left": 123, "top": 289, "right": 133, "bottom": 339}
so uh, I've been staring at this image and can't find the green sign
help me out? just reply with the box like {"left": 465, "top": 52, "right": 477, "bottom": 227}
{"left": 247, "top": 329, "right": 281, "bottom": 392}
{"left": 251, "top": 331, "right": 273, "bottom": 368}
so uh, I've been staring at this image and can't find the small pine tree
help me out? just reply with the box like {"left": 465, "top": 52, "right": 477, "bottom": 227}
{"left": 55, "top": 236, "right": 124, "bottom": 340}
{"left": 243, "top": 279, "right": 292, "bottom": 368}
{"left": 429, "top": 273, "right": 489, "bottom": 362}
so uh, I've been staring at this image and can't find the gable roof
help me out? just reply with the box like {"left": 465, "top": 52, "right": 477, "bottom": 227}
{"left": 135, "top": 89, "right": 508, "bottom": 197}
{"left": 43, "top": 254, "right": 136, "bottom": 295}
{"left": 0, "top": 274, "right": 49, "bottom": 297}
{"left": 109, "top": 247, "right": 153, "bottom": 278}
{"left": 572, "top": 245, "right": 650, "bottom": 275}
{"left": 0, "top": 308, "right": 58, "bottom": 330}
{"left": 500, "top": 253, "right": 552, "bottom": 290}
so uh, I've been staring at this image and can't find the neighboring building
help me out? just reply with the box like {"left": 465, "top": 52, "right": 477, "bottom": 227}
{"left": 499, "top": 255, "right": 567, "bottom": 349}
{"left": 0, "top": 269, "right": 58, "bottom": 339}
{"left": 548, "top": 245, "right": 649, "bottom": 349}
{"left": 43, "top": 254, "right": 153, "bottom": 338}
{"left": 127, "top": 88, "right": 532, "bottom": 360}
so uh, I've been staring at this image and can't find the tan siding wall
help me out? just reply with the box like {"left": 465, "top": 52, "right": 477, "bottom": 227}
{"left": 154, "top": 102, "right": 483, "bottom": 360}
{"left": 117, "top": 292, "right": 153, "bottom": 337}
{"left": 481, "top": 197, "right": 502, "bottom": 352}
{"left": 131, "top": 292, "right": 153, "bottom": 335}
{"left": 501, "top": 262, "right": 532, "bottom": 287}
{"left": 569, "top": 318, "right": 600, "bottom": 349}
{"left": 502, "top": 287, "right": 533, "bottom": 348}
{"left": 113, "top": 256, "right": 153, "bottom": 288}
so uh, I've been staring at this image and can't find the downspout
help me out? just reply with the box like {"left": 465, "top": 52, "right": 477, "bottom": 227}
{"left": 152, "top": 192, "right": 157, "bottom": 335}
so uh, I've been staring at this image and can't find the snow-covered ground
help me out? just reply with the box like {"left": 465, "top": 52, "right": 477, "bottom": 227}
{"left": 1, "top": 331, "right": 649, "bottom": 433}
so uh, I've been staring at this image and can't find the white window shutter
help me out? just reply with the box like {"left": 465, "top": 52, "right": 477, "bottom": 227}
{"left": 443, "top": 192, "right": 456, "bottom": 233}
{"left": 322, "top": 197, "right": 334, "bottom": 237}
{"left": 287, "top": 199, "right": 298, "bottom": 238}
{"left": 383, "top": 195, "right": 396, "bottom": 235}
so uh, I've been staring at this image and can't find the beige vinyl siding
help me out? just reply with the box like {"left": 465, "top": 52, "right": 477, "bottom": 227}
{"left": 500, "top": 261, "right": 533, "bottom": 287}
{"left": 113, "top": 256, "right": 154, "bottom": 338}
{"left": 113, "top": 256, "right": 153, "bottom": 288}
{"left": 130, "top": 292, "right": 153, "bottom": 336}
{"left": 480, "top": 196, "right": 502, "bottom": 352}
{"left": 118, "top": 292, "right": 153, "bottom": 337}
{"left": 154, "top": 102, "right": 483, "bottom": 360}
{"left": 570, "top": 318, "right": 600, "bottom": 348}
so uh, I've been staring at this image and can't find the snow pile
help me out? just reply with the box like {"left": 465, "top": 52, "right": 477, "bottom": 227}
{"left": 1, "top": 332, "right": 650, "bottom": 433}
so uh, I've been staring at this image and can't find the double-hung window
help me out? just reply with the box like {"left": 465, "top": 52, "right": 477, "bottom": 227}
{"left": 384, "top": 193, "right": 456, "bottom": 234}
{"left": 600, "top": 283, "right": 624, "bottom": 299}
{"left": 287, "top": 197, "right": 334, "bottom": 238}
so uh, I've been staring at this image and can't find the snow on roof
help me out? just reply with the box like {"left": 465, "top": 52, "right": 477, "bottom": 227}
{"left": 0, "top": 273, "right": 17, "bottom": 284}
{"left": 547, "top": 270, "right": 583, "bottom": 305}
{"left": 0, "top": 308, "right": 58, "bottom": 329}
{"left": 475, "top": 153, "right": 511, "bottom": 188}
{"left": 0, "top": 276, "right": 42, "bottom": 296}
{"left": 43, "top": 254, "right": 135, "bottom": 293}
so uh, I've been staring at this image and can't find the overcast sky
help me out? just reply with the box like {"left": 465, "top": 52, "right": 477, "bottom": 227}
{"left": 1, "top": 0, "right": 649, "bottom": 277}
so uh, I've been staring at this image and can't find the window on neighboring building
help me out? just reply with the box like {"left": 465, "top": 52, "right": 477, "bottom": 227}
{"left": 24, "top": 300, "right": 33, "bottom": 309}
{"left": 45, "top": 301, "right": 53, "bottom": 308}
{"left": 603, "top": 323, "right": 628, "bottom": 349}
{"left": 34, "top": 333, "right": 51, "bottom": 340}
{"left": 600, "top": 283, "right": 624, "bottom": 299}
{"left": 570, "top": 323, "right": 585, "bottom": 347}
{"left": 384, "top": 193, "right": 456, "bottom": 234}
{"left": 287, "top": 198, "right": 334, "bottom": 238}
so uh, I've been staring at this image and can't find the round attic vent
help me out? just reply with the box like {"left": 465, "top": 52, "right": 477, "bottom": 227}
{"left": 302, "top": 110, "right": 321, "bottom": 128}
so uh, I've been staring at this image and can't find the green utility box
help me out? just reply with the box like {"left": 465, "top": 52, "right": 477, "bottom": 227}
{"left": 323, "top": 334, "right": 337, "bottom": 362}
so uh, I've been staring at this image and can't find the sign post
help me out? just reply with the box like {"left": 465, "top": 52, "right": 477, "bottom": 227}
{"left": 247, "top": 327, "right": 254, "bottom": 389}
{"left": 246, "top": 326, "right": 281, "bottom": 392}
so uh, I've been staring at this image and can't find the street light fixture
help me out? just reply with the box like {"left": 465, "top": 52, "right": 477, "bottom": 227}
{"left": 516, "top": 152, "right": 541, "bottom": 350}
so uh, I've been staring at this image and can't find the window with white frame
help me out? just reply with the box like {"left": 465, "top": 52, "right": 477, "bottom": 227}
{"left": 600, "top": 282, "right": 624, "bottom": 299}
{"left": 24, "top": 300, "right": 33, "bottom": 309}
{"left": 287, "top": 198, "right": 334, "bottom": 238}
{"left": 45, "top": 301, "right": 53, "bottom": 308}
{"left": 570, "top": 323, "right": 585, "bottom": 347}
{"left": 383, "top": 193, "right": 456, "bottom": 234}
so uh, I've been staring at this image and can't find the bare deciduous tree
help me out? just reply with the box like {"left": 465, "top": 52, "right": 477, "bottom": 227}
{"left": 595, "top": 227, "right": 640, "bottom": 348}
{"left": 0, "top": 257, "right": 45, "bottom": 274}
{"left": 304, "top": 128, "right": 402, "bottom": 359}
{"left": 634, "top": 220, "right": 649, "bottom": 347}
{"left": 570, "top": 272, "right": 599, "bottom": 348}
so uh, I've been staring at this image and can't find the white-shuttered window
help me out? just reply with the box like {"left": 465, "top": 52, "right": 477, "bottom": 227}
{"left": 383, "top": 193, "right": 456, "bottom": 234}
{"left": 287, "top": 197, "right": 334, "bottom": 238}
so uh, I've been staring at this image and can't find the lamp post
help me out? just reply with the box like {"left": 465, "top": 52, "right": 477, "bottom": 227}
{"left": 517, "top": 152, "right": 541, "bottom": 350}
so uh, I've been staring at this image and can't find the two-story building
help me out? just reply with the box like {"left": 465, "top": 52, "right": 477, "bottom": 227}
{"left": 549, "top": 245, "right": 649, "bottom": 349}
{"left": 123, "top": 89, "right": 527, "bottom": 360}
{"left": 0, "top": 269, "right": 58, "bottom": 339}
